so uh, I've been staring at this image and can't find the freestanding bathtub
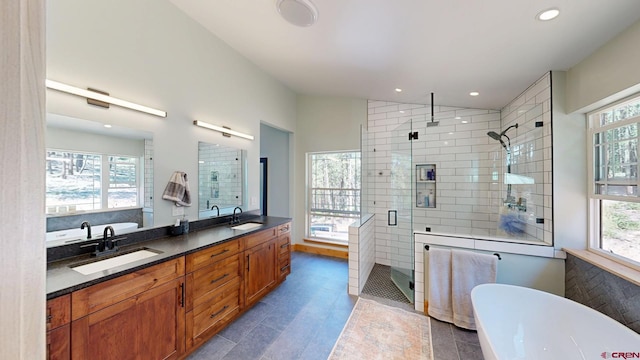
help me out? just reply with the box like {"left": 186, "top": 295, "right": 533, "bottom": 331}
{"left": 471, "top": 283, "right": 640, "bottom": 360}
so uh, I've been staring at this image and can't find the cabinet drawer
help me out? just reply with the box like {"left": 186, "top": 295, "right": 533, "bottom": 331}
{"left": 189, "top": 278, "right": 241, "bottom": 339}
{"left": 186, "top": 253, "right": 241, "bottom": 311}
{"left": 278, "top": 222, "right": 291, "bottom": 235}
{"left": 278, "top": 255, "right": 291, "bottom": 278}
{"left": 186, "top": 239, "right": 241, "bottom": 273}
{"left": 47, "top": 323, "right": 70, "bottom": 360}
{"left": 71, "top": 257, "right": 185, "bottom": 320}
{"left": 243, "top": 227, "right": 277, "bottom": 249}
{"left": 277, "top": 234, "right": 290, "bottom": 256}
{"left": 47, "top": 294, "right": 71, "bottom": 331}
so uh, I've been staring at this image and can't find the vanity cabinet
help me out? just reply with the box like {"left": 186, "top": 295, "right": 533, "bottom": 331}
{"left": 277, "top": 222, "right": 291, "bottom": 282}
{"left": 70, "top": 258, "right": 186, "bottom": 360}
{"left": 47, "top": 294, "right": 71, "bottom": 360}
{"left": 185, "top": 239, "right": 243, "bottom": 350}
{"left": 244, "top": 227, "right": 278, "bottom": 308}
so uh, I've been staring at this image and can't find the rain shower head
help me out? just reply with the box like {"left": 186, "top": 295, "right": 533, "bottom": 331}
{"left": 426, "top": 92, "right": 439, "bottom": 127}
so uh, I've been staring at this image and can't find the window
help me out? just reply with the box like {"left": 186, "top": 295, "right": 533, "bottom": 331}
{"left": 307, "top": 151, "right": 360, "bottom": 242}
{"left": 46, "top": 150, "right": 139, "bottom": 213}
{"left": 589, "top": 95, "right": 640, "bottom": 267}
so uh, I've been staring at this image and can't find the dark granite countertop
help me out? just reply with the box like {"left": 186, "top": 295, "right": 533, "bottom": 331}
{"left": 46, "top": 216, "right": 291, "bottom": 300}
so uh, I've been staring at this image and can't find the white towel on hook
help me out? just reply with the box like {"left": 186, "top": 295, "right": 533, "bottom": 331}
{"left": 162, "top": 171, "right": 192, "bottom": 206}
{"left": 427, "top": 247, "right": 454, "bottom": 324}
{"left": 451, "top": 249, "right": 497, "bottom": 330}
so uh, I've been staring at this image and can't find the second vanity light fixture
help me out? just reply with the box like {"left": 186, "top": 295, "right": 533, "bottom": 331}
{"left": 45, "top": 79, "right": 167, "bottom": 118}
{"left": 193, "top": 120, "right": 254, "bottom": 140}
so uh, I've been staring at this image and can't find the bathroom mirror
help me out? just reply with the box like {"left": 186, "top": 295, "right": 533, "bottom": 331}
{"left": 45, "top": 113, "right": 154, "bottom": 246}
{"left": 197, "top": 141, "right": 247, "bottom": 219}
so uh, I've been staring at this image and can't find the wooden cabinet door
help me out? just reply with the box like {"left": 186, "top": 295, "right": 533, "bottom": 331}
{"left": 244, "top": 239, "right": 276, "bottom": 307}
{"left": 71, "top": 277, "right": 185, "bottom": 360}
{"left": 47, "top": 324, "right": 70, "bottom": 360}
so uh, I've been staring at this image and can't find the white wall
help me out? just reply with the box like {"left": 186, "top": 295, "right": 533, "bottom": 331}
{"left": 551, "top": 71, "right": 588, "bottom": 250}
{"left": 567, "top": 20, "right": 640, "bottom": 113}
{"left": 46, "top": 0, "right": 297, "bottom": 227}
{"left": 1, "top": 0, "right": 46, "bottom": 358}
{"left": 293, "top": 95, "right": 367, "bottom": 245}
{"left": 260, "top": 123, "right": 291, "bottom": 217}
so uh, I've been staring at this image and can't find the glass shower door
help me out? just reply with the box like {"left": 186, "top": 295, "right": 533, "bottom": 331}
{"left": 389, "top": 118, "right": 414, "bottom": 302}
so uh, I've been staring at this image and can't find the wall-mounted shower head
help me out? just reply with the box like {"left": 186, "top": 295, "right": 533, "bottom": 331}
{"left": 487, "top": 123, "right": 518, "bottom": 150}
{"left": 487, "top": 131, "right": 508, "bottom": 150}
{"left": 426, "top": 92, "right": 439, "bottom": 128}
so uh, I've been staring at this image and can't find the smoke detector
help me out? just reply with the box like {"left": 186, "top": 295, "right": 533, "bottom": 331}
{"left": 276, "top": 0, "right": 318, "bottom": 27}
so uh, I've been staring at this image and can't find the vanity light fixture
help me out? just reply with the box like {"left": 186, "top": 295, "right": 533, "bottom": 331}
{"left": 193, "top": 120, "right": 254, "bottom": 141}
{"left": 45, "top": 79, "right": 167, "bottom": 118}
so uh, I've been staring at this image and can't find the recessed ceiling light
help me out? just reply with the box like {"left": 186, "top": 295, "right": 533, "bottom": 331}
{"left": 470, "top": 91, "right": 479, "bottom": 96}
{"left": 395, "top": 88, "right": 403, "bottom": 93}
{"left": 103, "top": 124, "right": 112, "bottom": 128}
{"left": 276, "top": 0, "right": 318, "bottom": 27}
{"left": 537, "top": 8, "right": 559, "bottom": 21}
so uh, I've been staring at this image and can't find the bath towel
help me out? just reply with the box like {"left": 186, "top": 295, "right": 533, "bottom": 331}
{"left": 427, "top": 247, "right": 454, "bottom": 324}
{"left": 451, "top": 249, "right": 497, "bottom": 330}
{"left": 162, "top": 171, "right": 192, "bottom": 206}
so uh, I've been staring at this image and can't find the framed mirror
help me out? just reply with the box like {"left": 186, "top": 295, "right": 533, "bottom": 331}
{"left": 45, "top": 113, "right": 153, "bottom": 247}
{"left": 198, "top": 141, "right": 247, "bottom": 219}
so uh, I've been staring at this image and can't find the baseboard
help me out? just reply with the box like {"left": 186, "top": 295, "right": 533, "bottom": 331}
{"left": 292, "top": 244, "right": 348, "bottom": 259}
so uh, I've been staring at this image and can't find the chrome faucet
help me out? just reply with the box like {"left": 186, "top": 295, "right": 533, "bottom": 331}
{"left": 211, "top": 205, "right": 220, "bottom": 216}
{"left": 81, "top": 221, "right": 92, "bottom": 239}
{"left": 232, "top": 206, "right": 242, "bottom": 224}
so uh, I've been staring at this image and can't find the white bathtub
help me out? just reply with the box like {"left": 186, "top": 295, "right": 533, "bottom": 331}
{"left": 471, "top": 283, "right": 640, "bottom": 360}
{"left": 46, "top": 222, "right": 139, "bottom": 248}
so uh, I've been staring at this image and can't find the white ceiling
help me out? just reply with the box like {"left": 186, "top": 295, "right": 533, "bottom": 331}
{"left": 170, "top": 0, "right": 640, "bottom": 110}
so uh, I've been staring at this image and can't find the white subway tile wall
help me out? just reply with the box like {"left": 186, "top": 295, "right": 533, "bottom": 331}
{"left": 348, "top": 215, "right": 376, "bottom": 296}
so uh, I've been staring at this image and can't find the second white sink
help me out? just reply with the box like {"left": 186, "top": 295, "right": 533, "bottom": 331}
{"left": 71, "top": 249, "right": 161, "bottom": 275}
{"left": 230, "top": 222, "right": 263, "bottom": 231}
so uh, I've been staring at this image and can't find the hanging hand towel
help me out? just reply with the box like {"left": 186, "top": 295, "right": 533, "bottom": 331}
{"left": 162, "top": 171, "right": 192, "bottom": 206}
{"left": 427, "top": 247, "right": 454, "bottom": 324}
{"left": 451, "top": 249, "right": 497, "bottom": 330}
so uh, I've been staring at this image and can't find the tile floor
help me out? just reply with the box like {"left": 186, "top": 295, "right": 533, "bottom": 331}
{"left": 187, "top": 252, "right": 484, "bottom": 360}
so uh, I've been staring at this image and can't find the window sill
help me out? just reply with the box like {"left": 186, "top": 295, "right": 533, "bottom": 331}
{"left": 563, "top": 248, "right": 640, "bottom": 287}
{"left": 303, "top": 238, "right": 348, "bottom": 248}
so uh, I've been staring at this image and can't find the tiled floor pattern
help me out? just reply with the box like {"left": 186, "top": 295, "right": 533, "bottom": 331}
{"left": 361, "top": 263, "right": 411, "bottom": 304}
{"left": 187, "top": 252, "right": 483, "bottom": 360}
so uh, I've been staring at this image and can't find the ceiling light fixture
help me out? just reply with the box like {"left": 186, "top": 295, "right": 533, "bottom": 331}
{"left": 46, "top": 79, "right": 167, "bottom": 117}
{"left": 193, "top": 120, "right": 254, "bottom": 140}
{"left": 276, "top": 0, "right": 318, "bottom": 27}
{"left": 103, "top": 124, "right": 112, "bottom": 128}
{"left": 395, "top": 88, "right": 403, "bottom": 93}
{"left": 470, "top": 91, "right": 480, "bottom": 96}
{"left": 537, "top": 8, "right": 560, "bottom": 21}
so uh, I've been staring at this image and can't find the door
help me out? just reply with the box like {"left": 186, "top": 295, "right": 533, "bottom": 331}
{"left": 260, "top": 157, "right": 268, "bottom": 216}
{"left": 389, "top": 119, "right": 415, "bottom": 303}
{"left": 71, "top": 277, "right": 185, "bottom": 360}
{"left": 245, "top": 239, "right": 276, "bottom": 307}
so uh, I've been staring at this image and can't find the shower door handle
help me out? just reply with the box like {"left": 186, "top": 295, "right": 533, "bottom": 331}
{"left": 388, "top": 210, "right": 397, "bottom": 226}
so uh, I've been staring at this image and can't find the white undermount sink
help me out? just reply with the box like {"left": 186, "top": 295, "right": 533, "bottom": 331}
{"left": 71, "top": 249, "right": 161, "bottom": 275}
{"left": 230, "top": 222, "right": 263, "bottom": 231}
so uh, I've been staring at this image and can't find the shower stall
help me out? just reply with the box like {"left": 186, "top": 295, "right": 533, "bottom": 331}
{"left": 360, "top": 73, "right": 552, "bottom": 303}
